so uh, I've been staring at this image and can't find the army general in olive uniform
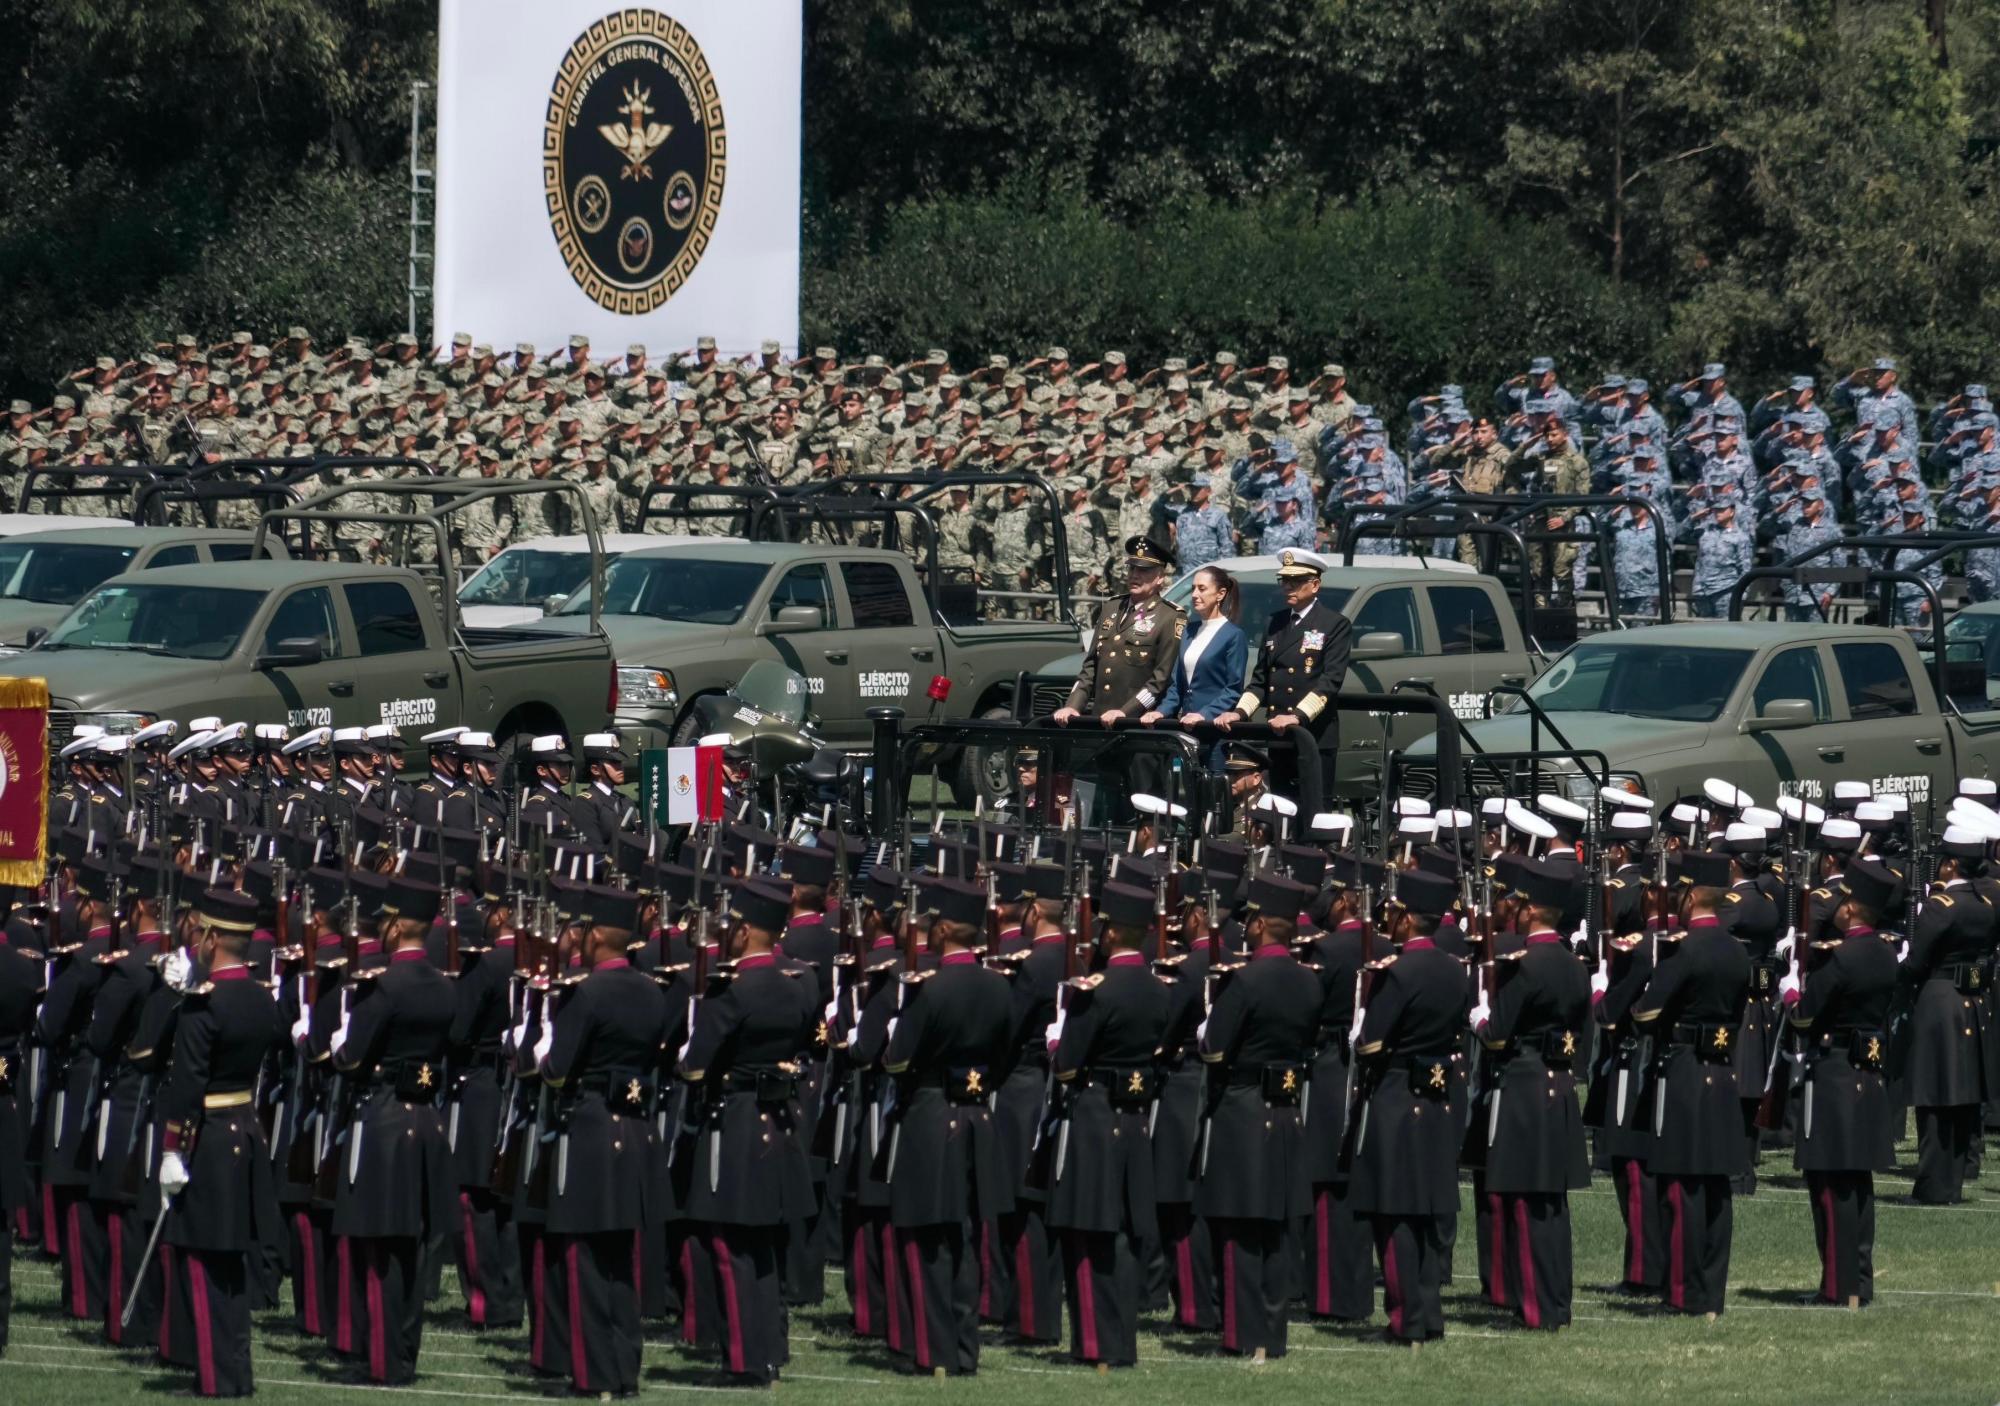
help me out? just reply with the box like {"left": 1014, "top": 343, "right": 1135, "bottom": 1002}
{"left": 1054, "top": 535, "right": 1184, "bottom": 726}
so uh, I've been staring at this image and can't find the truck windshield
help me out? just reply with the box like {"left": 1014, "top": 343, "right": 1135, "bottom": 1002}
{"left": 1162, "top": 573, "right": 1350, "bottom": 625}
{"left": 41, "top": 582, "right": 262, "bottom": 660}
{"left": 1525, "top": 642, "right": 1752, "bottom": 722}
{"left": 0, "top": 541, "right": 137, "bottom": 604}
{"left": 560, "top": 556, "right": 769, "bottom": 625}
{"left": 459, "top": 548, "right": 602, "bottom": 607}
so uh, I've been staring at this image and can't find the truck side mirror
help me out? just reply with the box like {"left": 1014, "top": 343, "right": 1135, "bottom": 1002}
{"left": 756, "top": 605, "right": 823, "bottom": 637}
{"left": 23, "top": 627, "right": 47, "bottom": 650}
{"left": 257, "top": 636, "right": 324, "bottom": 669}
{"left": 1742, "top": 697, "right": 1814, "bottom": 733}
{"left": 542, "top": 594, "right": 568, "bottom": 615}
{"left": 1351, "top": 630, "right": 1407, "bottom": 661}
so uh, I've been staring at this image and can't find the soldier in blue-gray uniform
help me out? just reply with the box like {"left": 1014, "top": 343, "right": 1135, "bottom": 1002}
{"left": 1834, "top": 358, "right": 1920, "bottom": 443}
{"left": 1672, "top": 363, "right": 1747, "bottom": 426}
{"left": 1750, "top": 375, "right": 1826, "bottom": 445}
{"left": 1611, "top": 378, "right": 1669, "bottom": 446}
{"left": 1608, "top": 442, "right": 1678, "bottom": 522}
{"left": 1172, "top": 474, "right": 1237, "bottom": 572}
{"left": 1610, "top": 501, "right": 1664, "bottom": 619}
{"left": 1495, "top": 357, "right": 1581, "bottom": 446}
{"left": 1775, "top": 492, "right": 1843, "bottom": 621}
{"left": 1687, "top": 499, "right": 1755, "bottom": 618}
{"left": 1925, "top": 382, "right": 1992, "bottom": 445}
{"left": 1764, "top": 417, "right": 1843, "bottom": 518}
{"left": 1258, "top": 482, "right": 1319, "bottom": 557}
{"left": 1577, "top": 374, "right": 1629, "bottom": 432}
{"left": 1927, "top": 404, "right": 1997, "bottom": 482}
{"left": 1875, "top": 504, "right": 1944, "bottom": 626}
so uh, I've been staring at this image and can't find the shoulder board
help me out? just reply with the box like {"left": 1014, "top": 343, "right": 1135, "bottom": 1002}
{"left": 1810, "top": 887, "right": 1832, "bottom": 899}
{"left": 898, "top": 969, "right": 934, "bottom": 985}
{"left": 1363, "top": 954, "right": 1398, "bottom": 971}
{"left": 1933, "top": 894, "right": 1955, "bottom": 908}
{"left": 1066, "top": 973, "right": 1104, "bottom": 992}
{"left": 1607, "top": 878, "right": 1625, "bottom": 890}
{"left": 1725, "top": 891, "right": 1743, "bottom": 904}
{"left": 781, "top": 966, "right": 809, "bottom": 978}
{"left": 184, "top": 981, "right": 216, "bottom": 998}
{"left": 1153, "top": 952, "right": 1189, "bottom": 967}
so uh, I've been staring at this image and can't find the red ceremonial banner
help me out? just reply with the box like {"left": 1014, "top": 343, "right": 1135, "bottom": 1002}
{"left": 0, "top": 678, "right": 50, "bottom": 885}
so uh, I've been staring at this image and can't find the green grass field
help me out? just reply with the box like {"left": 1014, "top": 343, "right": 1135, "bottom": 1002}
{"left": 4, "top": 1134, "right": 1996, "bottom": 1404}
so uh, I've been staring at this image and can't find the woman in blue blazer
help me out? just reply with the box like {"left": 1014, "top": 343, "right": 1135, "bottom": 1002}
{"left": 1143, "top": 565, "right": 1248, "bottom": 770}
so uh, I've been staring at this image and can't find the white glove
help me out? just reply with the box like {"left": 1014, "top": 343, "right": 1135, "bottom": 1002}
{"left": 291, "top": 1008, "right": 312, "bottom": 1048}
{"left": 1895, "top": 940, "right": 1910, "bottom": 965}
{"left": 824, "top": 997, "right": 841, "bottom": 1030}
{"left": 1775, "top": 929, "right": 1797, "bottom": 960}
{"left": 1469, "top": 1000, "right": 1492, "bottom": 1032}
{"left": 508, "top": 1002, "right": 531, "bottom": 1053}
{"left": 1195, "top": 1015, "right": 1210, "bottom": 1048}
{"left": 1043, "top": 1019, "right": 1064, "bottom": 1052}
{"left": 159, "top": 1150, "right": 190, "bottom": 1200}
{"left": 532, "top": 1016, "right": 556, "bottom": 1068}
{"left": 883, "top": 1016, "right": 899, "bottom": 1050}
{"left": 329, "top": 1004, "right": 353, "bottom": 1060}
{"left": 1590, "top": 967, "right": 1610, "bottom": 998}
{"left": 1778, "top": 972, "right": 1801, "bottom": 1001}
{"left": 161, "top": 949, "right": 193, "bottom": 992}
{"left": 1347, "top": 1009, "right": 1365, "bottom": 1049}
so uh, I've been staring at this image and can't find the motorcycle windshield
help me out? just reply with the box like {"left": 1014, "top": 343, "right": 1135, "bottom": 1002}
{"left": 733, "top": 660, "right": 810, "bottom": 726}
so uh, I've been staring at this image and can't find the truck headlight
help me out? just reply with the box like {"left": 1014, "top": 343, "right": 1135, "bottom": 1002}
{"left": 72, "top": 710, "right": 156, "bottom": 737}
{"left": 1560, "top": 769, "right": 1645, "bottom": 804}
{"left": 616, "top": 666, "right": 677, "bottom": 712}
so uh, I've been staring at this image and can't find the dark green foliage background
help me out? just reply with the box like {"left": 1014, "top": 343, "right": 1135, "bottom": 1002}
{"left": 8, "top": 0, "right": 2000, "bottom": 405}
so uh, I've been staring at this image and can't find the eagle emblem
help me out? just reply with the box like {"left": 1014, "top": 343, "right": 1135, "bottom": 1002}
{"left": 964, "top": 1069, "right": 983, "bottom": 1095}
{"left": 416, "top": 1063, "right": 434, "bottom": 1089}
{"left": 1866, "top": 1037, "right": 1881, "bottom": 1064}
{"left": 1560, "top": 1031, "right": 1577, "bottom": 1057}
{"left": 627, "top": 1078, "right": 644, "bottom": 1104}
{"left": 1128, "top": 1070, "right": 1146, "bottom": 1095}
{"left": 0, "top": 1055, "right": 8, "bottom": 1082}
{"left": 598, "top": 83, "right": 673, "bottom": 181}
{"left": 815, "top": 1019, "right": 830, "bottom": 1047}
{"left": 1281, "top": 550, "right": 1296, "bottom": 567}
{"left": 1428, "top": 1063, "right": 1446, "bottom": 1090}
{"left": 1712, "top": 1027, "right": 1730, "bottom": 1051}
{"left": 1281, "top": 1068, "right": 1298, "bottom": 1093}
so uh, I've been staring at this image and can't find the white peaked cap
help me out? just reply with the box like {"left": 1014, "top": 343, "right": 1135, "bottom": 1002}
{"left": 282, "top": 726, "right": 332, "bottom": 755}
{"left": 1724, "top": 822, "right": 1767, "bottom": 844}
{"left": 529, "top": 735, "right": 566, "bottom": 753}
{"left": 1537, "top": 794, "right": 1588, "bottom": 822}
{"left": 1310, "top": 812, "right": 1356, "bottom": 835}
{"left": 1741, "top": 806, "right": 1783, "bottom": 831}
{"left": 1253, "top": 793, "right": 1299, "bottom": 818}
{"left": 1503, "top": 800, "right": 1558, "bottom": 840}
{"left": 132, "top": 720, "right": 178, "bottom": 745}
{"left": 1393, "top": 796, "right": 1433, "bottom": 816}
{"left": 190, "top": 715, "right": 222, "bottom": 733}
{"left": 1818, "top": 818, "right": 1861, "bottom": 842}
{"left": 1602, "top": 787, "right": 1655, "bottom": 810}
{"left": 1131, "top": 793, "right": 1188, "bottom": 819}
{"left": 1703, "top": 777, "right": 1753, "bottom": 809}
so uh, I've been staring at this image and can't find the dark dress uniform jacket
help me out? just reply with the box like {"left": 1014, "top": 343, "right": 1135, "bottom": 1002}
{"left": 995, "top": 937, "right": 1064, "bottom": 1203}
{"left": 332, "top": 950, "right": 457, "bottom": 1240}
{"left": 1237, "top": 596, "right": 1352, "bottom": 748}
{"left": 1303, "top": 920, "right": 1367, "bottom": 1181}
{"left": 160, "top": 967, "right": 285, "bottom": 1253}
{"left": 1587, "top": 937, "right": 1657, "bottom": 1162}
{"left": 547, "top": 957, "right": 672, "bottom": 1233}
{"left": 1150, "top": 941, "right": 1211, "bottom": 1204}
{"left": 1723, "top": 879, "right": 1782, "bottom": 1091}
{"left": 680, "top": 954, "right": 814, "bottom": 1227}
{"left": 1900, "top": 883, "right": 1993, "bottom": 1106}
{"left": 0, "top": 937, "right": 41, "bottom": 1214}
{"left": 881, "top": 953, "right": 1015, "bottom": 1229}
{"left": 1631, "top": 919, "right": 1752, "bottom": 1178}
{"left": 38, "top": 929, "right": 113, "bottom": 1186}
{"left": 1048, "top": 954, "right": 1169, "bottom": 1233}
{"left": 1478, "top": 936, "right": 1591, "bottom": 1194}
{"left": 1348, "top": 940, "right": 1469, "bottom": 1218}
{"left": 447, "top": 937, "right": 516, "bottom": 1187}
{"left": 1789, "top": 929, "right": 1897, "bottom": 1172}
{"left": 1063, "top": 594, "right": 1185, "bottom": 716}
{"left": 84, "top": 934, "right": 167, "bottom": 1202}
{"left": 1194, "top": 943, "right": 1319, "bottom": 1222}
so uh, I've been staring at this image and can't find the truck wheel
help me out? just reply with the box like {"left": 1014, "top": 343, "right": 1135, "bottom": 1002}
{"left": 949, "top": 705, "right": 1016, "bottom": 811}
{"left": 670, "top": 699, "right": 719, "bottom": 748}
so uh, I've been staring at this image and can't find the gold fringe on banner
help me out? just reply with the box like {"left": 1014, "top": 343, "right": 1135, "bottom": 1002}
{"left": 0, "top": 675, "right": 52, "bottom": 884}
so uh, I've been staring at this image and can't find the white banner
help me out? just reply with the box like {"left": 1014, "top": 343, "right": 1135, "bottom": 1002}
{"left": 433, "top": 0, "right": 800, "bottom": 362}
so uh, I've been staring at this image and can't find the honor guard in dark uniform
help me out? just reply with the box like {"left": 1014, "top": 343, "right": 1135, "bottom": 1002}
{"left": 1900, "top": 824, "right": 1996, "bottom": 1203}
{"left": 328, "top": 875, "right": 455, "bottom": 1385}
{"left": 1054, "top": 535, "right": 1184, "bottom": 728}
{"left": 1151, "top": 855, "right": 1221, "bottom": 1332}
{"left": 1781, "top": 858, "right": 1900, "bottom": 1306}
{"left": 1297, "top": 854, "right": 1375, "bottom": 1322}
{"left": 40, "top": 851, "right": 116, "bottom": 1323}
{"left": 1629, "top": 851, "right": 1752, "bottom": 1318}
{"left": 1348, "top": 869, "right": 1469, "bottom": 1347}
{"left": 1717, "top": 820, "right": 1782, "bottom": 1192}
{"left": 987, "top": 860, "right": 1068, "bottom": 1343}
{"left": 1213, "top": 549, "right": 1352, "bottom": 808}
{"left": 0, "top": 885, "right": 44, "bottom": 1355}
{"left": 445, "top": 868, "right": 523, "bottom": 1329}
{"left": 775, "top": 843, "right": 838, "bottom": 1304}
{"left": 85, "top": 850, "right": 172, "bottom": 1345}
{"left": 543, "top": 882, "right": 671, "bottom": 1395}
{"left": 365, "top": 725, "right": 416, "bottom": 818}
{"left": 154, "top": 887, "right": 286, "bottom": 1398}
{"left": 1194, "top": 873, "right": 1319, "bottom": 1363}
{"left": 880, "top": 877, "right": 1015, "bottom": 1378}
{"left": 413, "top": 726, "right": 469, "bottom": 830}
{"left": 521, "top": 735, "right": 582, "bottom": 842}
{"left": 446, "top": 731, "right": 509, "bottom": 836}
{"left": 1046, "top": 881, "right": 1169, "bottom": 1369}
{"left": 1469, "top": 859, "right": 1591, "bottom": 1329}
{"left": 1587, "top": 809, "right": 1665, "bottom": 1294}
{"left": 574, "top": 733, "right": 638, "bottom": 847}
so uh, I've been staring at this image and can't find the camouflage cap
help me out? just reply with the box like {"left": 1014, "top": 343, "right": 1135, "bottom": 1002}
{"left": 1266, "top": 355, "right": 1289, "bottom": 372}
{"left": 1323, "top": 363, "right": 1346, "bottom": 379}
{"left": 1213, "top": 350, "right": 1238, "bottom": 366}
{"left": 1044, "top": 346, "right": 1070, "bottom": 362}
{"left": 287, "top": 326, "right": 311, "bottom": 341}
{"left": 815, "top": 346, "right": 839, "bottom": 361}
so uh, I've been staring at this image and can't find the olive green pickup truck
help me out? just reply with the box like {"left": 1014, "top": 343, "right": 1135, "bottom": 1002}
{"left": 1403, "top": 621, "right": 2000, "bottom": 809}
{"left": 0, "top": 526, "right": 286, "bottom": 649}
{"left": 521, "top": 539, "right": 1082, "bottom": 805}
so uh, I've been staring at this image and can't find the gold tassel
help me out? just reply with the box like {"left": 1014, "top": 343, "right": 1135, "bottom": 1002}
{"left": 0, "top": 676, "right": 50, "bottom": 877}
{"left": 0, "top": 677, "right": 49, "bottom": 711}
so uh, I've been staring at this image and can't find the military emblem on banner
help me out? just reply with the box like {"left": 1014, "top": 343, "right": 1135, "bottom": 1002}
{"left": 543, "top": 9, "right": 728, "bottom": 314}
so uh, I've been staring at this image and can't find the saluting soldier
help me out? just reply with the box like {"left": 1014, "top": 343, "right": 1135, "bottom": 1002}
{"left": 154, "top": 888, "right": 286, "bottom": 1398}
{"left": 1469, "top": 860, "right": 1591, "bottom": 1330}
{"left": 1195, "top": 873, "right": 1320, "bottom": 1364}
{"left": 1899, "top": 824, "right": 1996, "bottom": 1203}
{"left": 1047, "top": 881, "right": 1170, "bottom": 1370}
{"left": 1348, "top": 870, "right": 1468, "bottom": 1348}
{"left": 1628, "top": 852, "right": 1752, "bottom": 1319}
{"left": 1052, "top": 534, "right": 1184, "bottom": 752}
{"left": 328, "top": 876, "right": 455, "bottom": 1385}
{"left": 880, "top": 877, "right": 1015, "bottom": 1378}
{"left": 1781, "top": 858, "right": 1900, "bottom": 1306}
{"left": 543, "top": 882, "right": 671, "bottom": 1395}
{"left": 1213, "top": 549, "right": 1352, "bottom": 808}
